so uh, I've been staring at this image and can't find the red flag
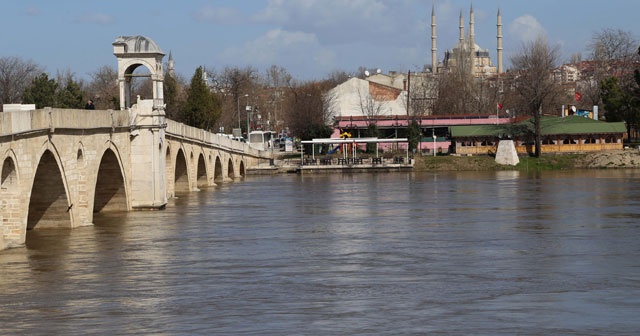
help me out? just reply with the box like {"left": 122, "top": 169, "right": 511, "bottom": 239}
{"left": 575, "top": 92, "right": 582, "bottom": 101}
{"left": 497, "top": 103, "right": 503, "bottom": 110}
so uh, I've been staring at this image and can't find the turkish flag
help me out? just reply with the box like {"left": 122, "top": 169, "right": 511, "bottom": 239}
{"left": 575, "top": 92, "right": 582, "bottom": 101}
{"left": 497, "top": 103, "right": 503, "bottom": 110}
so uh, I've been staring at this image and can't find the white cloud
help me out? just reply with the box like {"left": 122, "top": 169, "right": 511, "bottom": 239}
{"left": 509, "top": 15, "right": 546, "bottom": 43}
{"left": 217, "top": 28, "right": 336, "bottom": 78}
{"left": 193, "top": 5, "right": 240, "bottom": 24}
{"left": 254, "top": 0, "right": 413, "bottom": 45}
{"left": 248, "top": 29, "right": 319, "bottom": 63}
{"left": 76, "top": 13, "right": 114, "bottom": 25}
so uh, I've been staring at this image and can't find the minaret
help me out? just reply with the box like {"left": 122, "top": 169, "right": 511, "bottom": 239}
{"left": 469, "top": 3, "right": 476, "bottom": 75}
{"left": 497, "top": 8, "right": 503, "bottom": 74}
{"left": 459, "top": 10, "right": 465, "bottom": 46}
{"left": 168, "top": 50, "right": 175, "bottom": 77}
{"left": 469, "top": 3, "right": 475, "bottom": 48}
{"left": 431, "top": 4, "right": 437, "bottom": 74}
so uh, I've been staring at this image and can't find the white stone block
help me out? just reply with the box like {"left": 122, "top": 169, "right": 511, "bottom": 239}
{"left": 495, "top": 140, "right": 519, "bottom": 166}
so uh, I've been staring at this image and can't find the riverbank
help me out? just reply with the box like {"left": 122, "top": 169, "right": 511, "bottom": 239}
{"left": 413, "top": 149, "right": 640, "bottom": 171}
{"left": 268, "top": 149, "right": 640, "bottom": 173}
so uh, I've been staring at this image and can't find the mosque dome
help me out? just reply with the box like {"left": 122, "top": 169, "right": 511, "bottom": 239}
{"left": 113, "top": 35, "right": 164, "bottom": 54}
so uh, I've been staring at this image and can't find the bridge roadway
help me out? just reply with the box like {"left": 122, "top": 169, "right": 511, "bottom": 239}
{"left": 0, "top": 100, "right": 270, "bottom": 250}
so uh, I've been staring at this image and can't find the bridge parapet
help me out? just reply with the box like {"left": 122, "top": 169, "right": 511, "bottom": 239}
{"left": 165, "top": 119, "right": 266, "bottom": 158}
{"left": 0, "top": 107, "right": 271, "bottom": 159}
{"left": 1, "top": 108, "right": 131, "bottom": 136}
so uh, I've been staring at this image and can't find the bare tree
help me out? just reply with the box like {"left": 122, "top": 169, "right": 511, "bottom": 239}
{"left": 207, "top": 66, "right": 258, "bottom": 135}
{"left": 510, "top": 35, "right": 564, "bottom": 157}
{"left": 0, "top": 56, "right": 43, "bottom": 109}
{"left": 325, "top": 70, "right": 352, "bottom": 87}
{"left": 590, "top": 28, "right": 638, "bottom": 64}
{"left": 433, "top": 46, "right": 481, "bottom": 116}
{"left": 581, "top": 28, "right": 639, "bottom": 110}
{"left": 578, "top": 29, "right": 639, "bottom": 108}
{"left": 88, "top": 65, "right": 119, "bottom": 110}
{"left": 356, "top": 83, "right": 388, "bottom": 123}
{"left": 284, "top": 80, "right": 334, "bottom": 141}
{"left": 433, "top": 73, "right": 483, "bottom": 116}
{"left": 408, "top": 74, "right": 438, "bottom": 117}
{"left": 263, "top": 65, "right": 292, "bottom": 133}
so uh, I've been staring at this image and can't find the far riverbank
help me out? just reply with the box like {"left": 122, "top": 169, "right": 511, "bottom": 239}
{"left": 413, "top": 149, "right": 640, "bottom": 171}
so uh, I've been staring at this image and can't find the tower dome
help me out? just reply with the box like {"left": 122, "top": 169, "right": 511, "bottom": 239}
{"left": 113, "top": 35, "right": 164, "bottom": 55}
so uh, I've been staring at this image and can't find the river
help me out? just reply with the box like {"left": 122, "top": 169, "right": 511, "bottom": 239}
{"left": 1, "top": 170, "right": 640, "bottom": 335}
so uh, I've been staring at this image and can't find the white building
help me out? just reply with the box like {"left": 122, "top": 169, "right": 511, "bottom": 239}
{"left": 327, "top": 77, "right": 408, "bottom": 119}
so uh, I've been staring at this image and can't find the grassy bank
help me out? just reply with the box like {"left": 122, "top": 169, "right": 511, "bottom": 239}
{"left": 413, "top": 153, "right": 585, "bottom": 171}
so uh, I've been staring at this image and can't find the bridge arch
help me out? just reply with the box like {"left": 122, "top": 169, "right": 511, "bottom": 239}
{"left": 174, "top": 148, "right": 190, "bottom": 194}
{"left": 207, "top": 152, "right": 214, "bottom": 183}
{"left": 227, "top": 158, "right": 235, "bottom": 179}
{"left": 93, "top": 147, "right": 128, "bottom": 213}
{"left": 1, "top": 150, "right": 19, "bottom": 192}
{"left": 196, "top": 152, "right": 208, "bottom": 188}
{"left": 214, "top": 156, "right": 223, "bottom": 183}
{"left": 239, "top": 160, "right": 245, "bottom": 177}
{"left": 164, "top": 144, "right": 173, "bottom": 197}
{"left": 27, "top": 149, "right": 71, "bottom": 230}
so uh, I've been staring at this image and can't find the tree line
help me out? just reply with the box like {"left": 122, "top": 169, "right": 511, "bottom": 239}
{"left": 1, "top": 28, "right": 638, "bottom": 151}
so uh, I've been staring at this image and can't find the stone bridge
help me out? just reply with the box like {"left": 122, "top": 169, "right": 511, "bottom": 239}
{"left": 0, "top": 99, "right": 269, "bottom": 250}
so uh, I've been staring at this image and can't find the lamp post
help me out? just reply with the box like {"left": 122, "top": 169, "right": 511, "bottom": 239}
{"left": 246, "top": 101, "right": 252, "bottom": 139}
{"left": 237, "top": 94, "right": 248, "bottom": 130}
{"left": 432, "top": 128, "right": 437, "bottom": 157}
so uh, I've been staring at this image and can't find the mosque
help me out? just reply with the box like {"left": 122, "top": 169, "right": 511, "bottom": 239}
{"left": 431, "top": 4, "right": 503, "bottom": 77}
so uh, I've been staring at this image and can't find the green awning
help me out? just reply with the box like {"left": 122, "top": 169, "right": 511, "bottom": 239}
{"left": 450, "top": 116, "right": 626, "bottom": 138}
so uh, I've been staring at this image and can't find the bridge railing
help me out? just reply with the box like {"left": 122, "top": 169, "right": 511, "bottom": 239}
{"left": 1, "top": 108, "right": 130, "bottom": 136}
{"left": 165, "top": 119, "right": 265, "bottom": 157}
{"left": 0, "top": 108, "right": 269, "bottom": 159}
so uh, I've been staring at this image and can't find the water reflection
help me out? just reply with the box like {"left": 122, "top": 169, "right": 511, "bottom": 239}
{"left": 1, "top": 170, "right": 640, "bottom": 334}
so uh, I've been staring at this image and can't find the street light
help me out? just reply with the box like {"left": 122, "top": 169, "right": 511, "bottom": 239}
{"left": 432, "top": 128, "right": 437, "bottom": 157}
{"left": 246, "top": 103, "right": 252, "bottom": 138}
{"left": 237, "top": 94, "right": 248, "bottom": 130}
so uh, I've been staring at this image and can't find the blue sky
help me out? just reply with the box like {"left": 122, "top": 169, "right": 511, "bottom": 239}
{"left": 1, "top": 0, "right": 638, "bottom": 81}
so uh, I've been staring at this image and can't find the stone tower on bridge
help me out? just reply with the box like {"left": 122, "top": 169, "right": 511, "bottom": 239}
{"left": 113, "top": 35, "right": 167, "bottom": 210}
{"left": 112, "top": 35, "right": 165, "bottom": 110}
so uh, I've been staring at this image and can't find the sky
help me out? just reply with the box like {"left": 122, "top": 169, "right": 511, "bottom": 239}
{"left": 1, "top": 0, "right": 638, "bottom": 82}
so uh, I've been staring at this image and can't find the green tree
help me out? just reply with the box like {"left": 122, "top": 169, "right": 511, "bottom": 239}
{"left": 56, "top": 77, "right": 85, "bottom": 108}
{"left": 407, "top": 119, "right": 421, "bottom": 153}
{"left": 601, "top": 76, "right": 638, "bottom": 140}
{"left": 183, "top": 66, "right": 221, "bottom": 130}
{"left": 22, "top": 73, "right": 58, "bottom": 108}
{"left": 164, "top": 71, "right": 181, "bottom": 120}
{"left": 365, "top": 123, "right": 380, "bottom": 153}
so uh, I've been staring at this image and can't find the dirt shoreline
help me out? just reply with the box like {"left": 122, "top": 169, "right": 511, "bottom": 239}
{"left": 412, "top": 149, "right": 640, "bottom": 171}
{"left": 573, "top": 149, "right": 640, "bottom": 169}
